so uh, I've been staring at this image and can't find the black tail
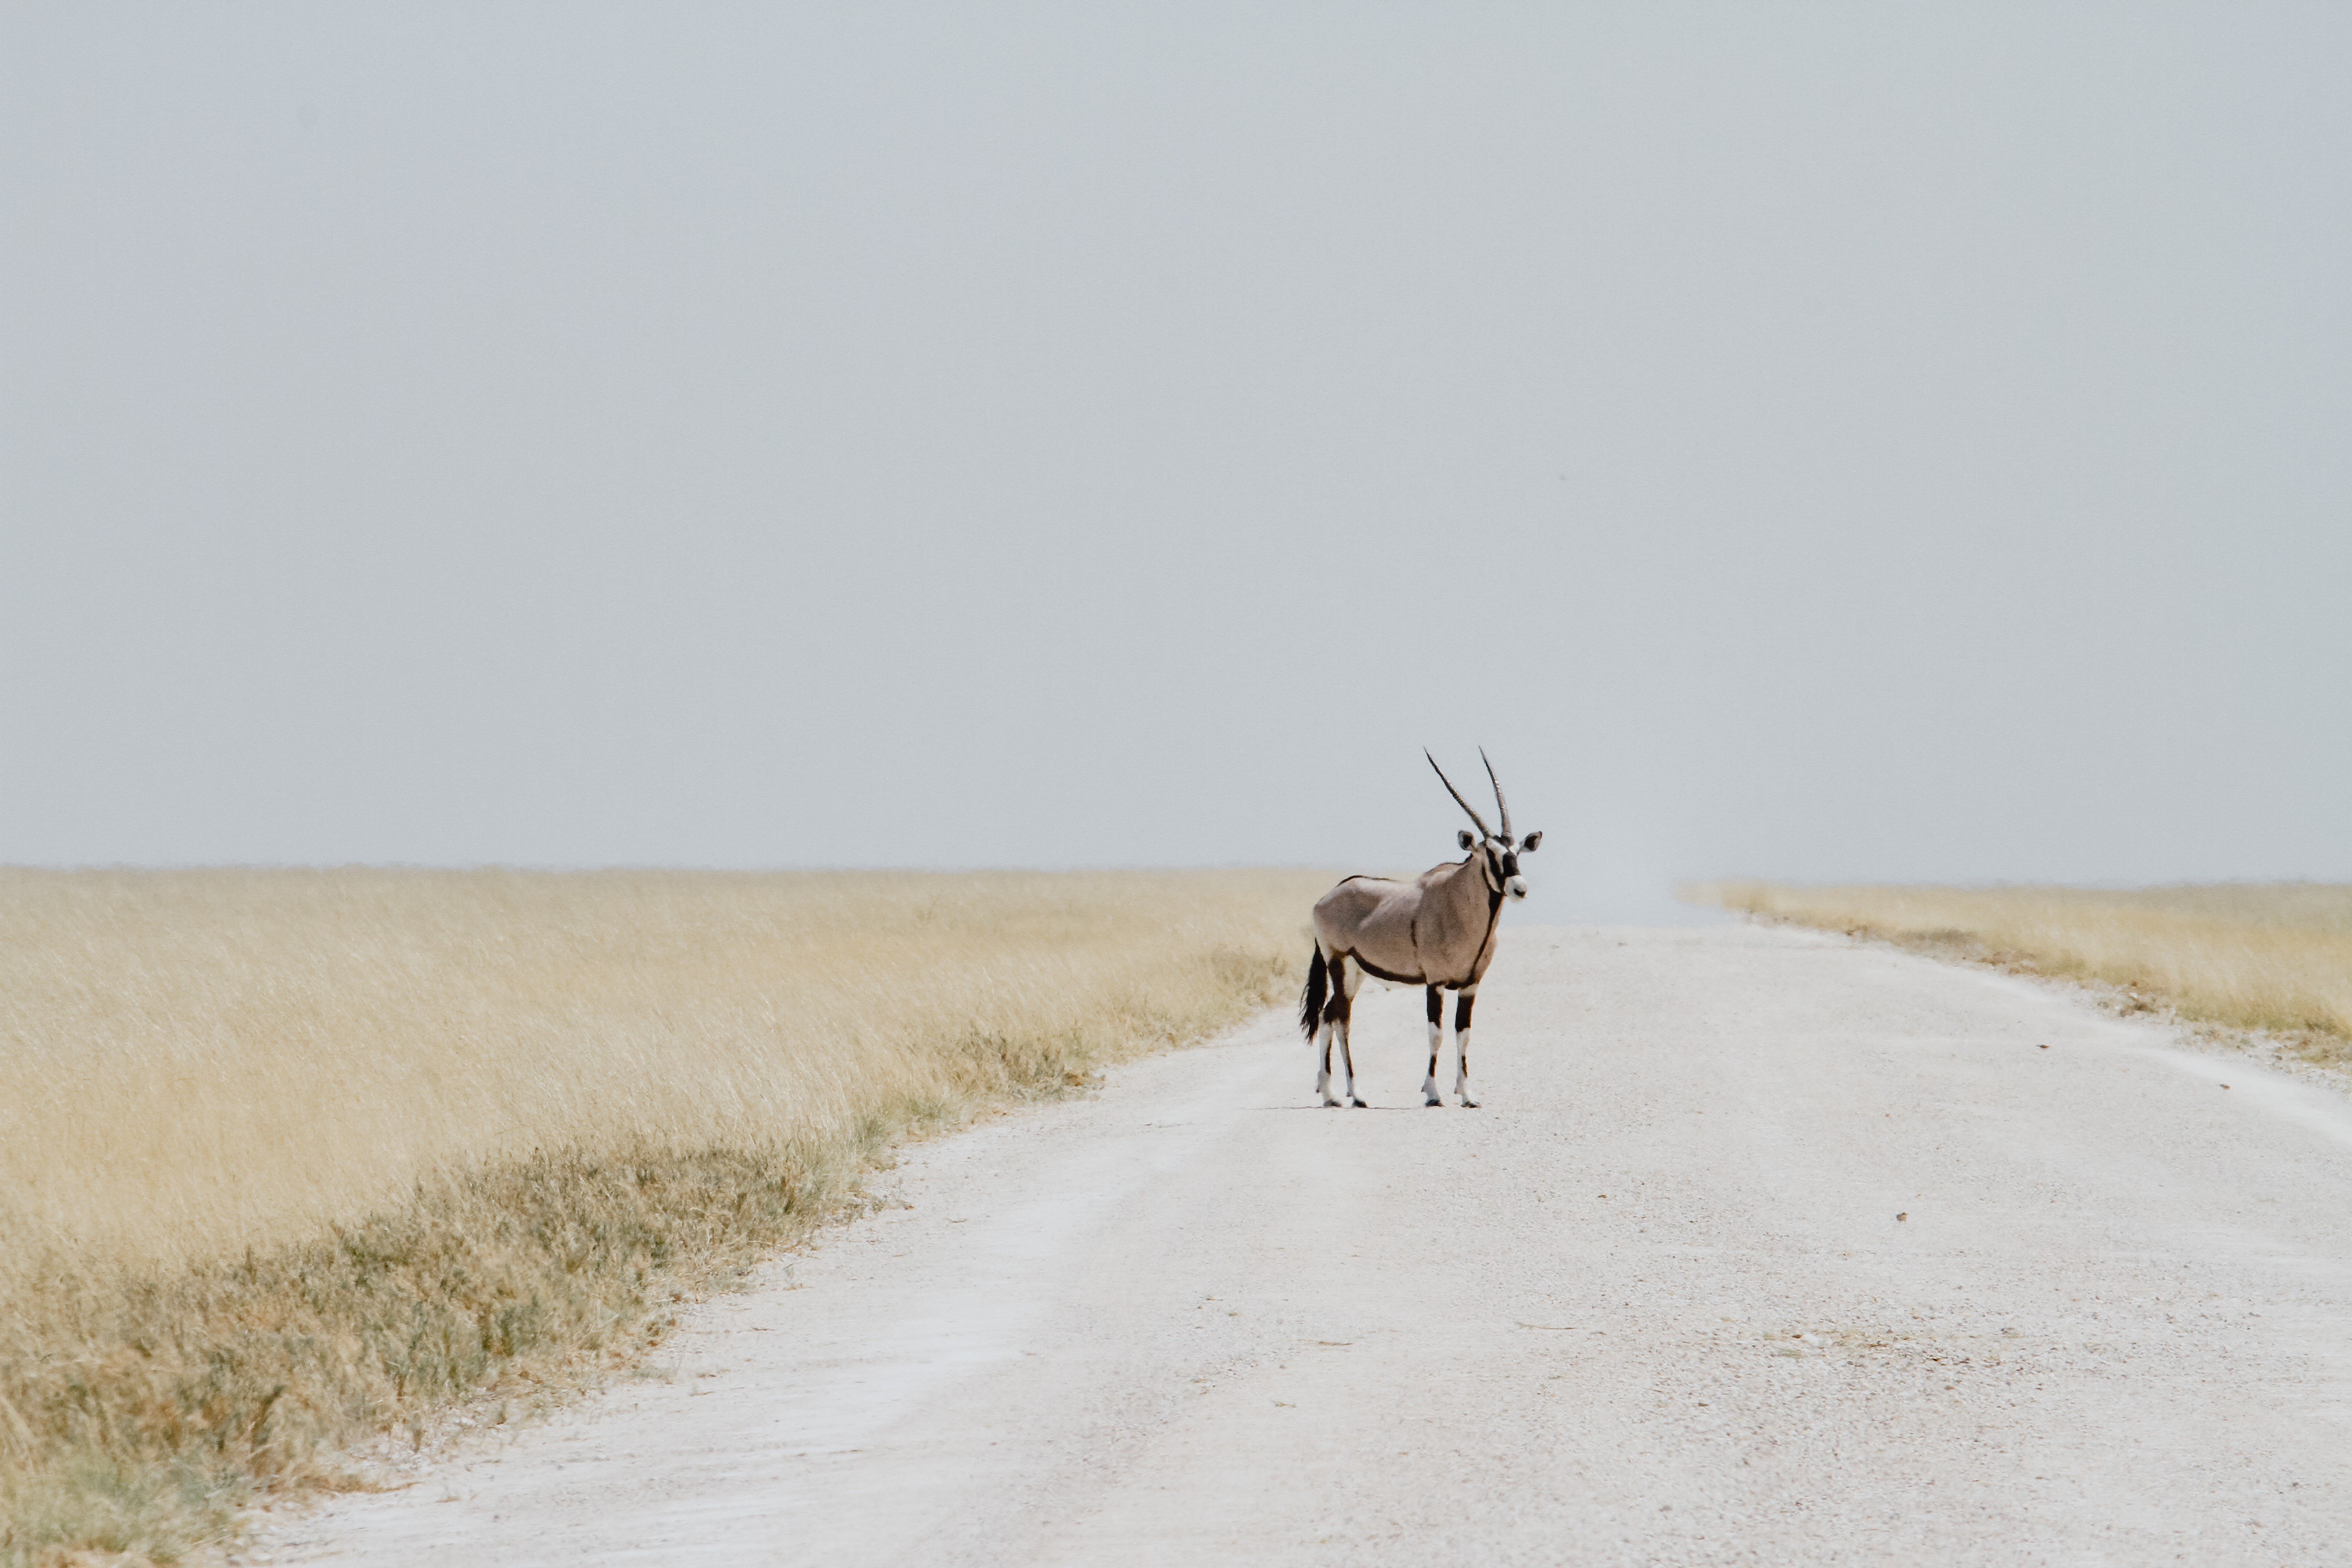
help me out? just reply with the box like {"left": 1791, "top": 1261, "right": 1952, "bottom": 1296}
{"left": 1299, "top": 947, "right": 1328, "bottom": 1041}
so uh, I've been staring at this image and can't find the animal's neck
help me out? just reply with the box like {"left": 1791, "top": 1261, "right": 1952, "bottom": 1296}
{"left": 1438, "top": 853, "right": 1499, "bottom": 923}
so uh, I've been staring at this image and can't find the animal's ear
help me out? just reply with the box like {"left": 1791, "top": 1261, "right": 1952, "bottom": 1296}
{"left": 1457, "top": 829, "right": 1476, "bottom": 851}
{"left": 1520, "top": 830, "right": 1542, "bottom": 853}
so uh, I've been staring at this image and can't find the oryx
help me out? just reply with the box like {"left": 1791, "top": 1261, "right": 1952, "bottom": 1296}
{"left": 1299, "top": 750, "right": 1541, "bottom": 1108}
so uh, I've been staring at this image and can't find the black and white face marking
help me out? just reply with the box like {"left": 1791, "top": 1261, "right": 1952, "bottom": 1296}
{"left": 1430, "top": 749, "right": 1537, "bottom": 900}
{"left": 1470, "top": 833, "right": 1538, "bottom": 901}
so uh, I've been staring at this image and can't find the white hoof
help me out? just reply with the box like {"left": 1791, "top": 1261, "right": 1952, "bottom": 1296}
{"left": 1459, "top": 1095, "right": 1480, "bottom": 1108}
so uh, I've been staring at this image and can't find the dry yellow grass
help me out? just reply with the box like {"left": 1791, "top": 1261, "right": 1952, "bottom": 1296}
{"left": 1686, "top": 880, "right": 2352, "bottom": 1050}
{"left": 0, "top": 867, "right": 1333, "bottom": 1566}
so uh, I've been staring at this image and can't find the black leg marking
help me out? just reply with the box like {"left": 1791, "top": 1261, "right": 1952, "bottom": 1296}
{"left": 1425, "top": 985, "right": 1443, "bottom": 1080}
{"left": 1455, "top": 990, "right": 1480, "bottom": 1107}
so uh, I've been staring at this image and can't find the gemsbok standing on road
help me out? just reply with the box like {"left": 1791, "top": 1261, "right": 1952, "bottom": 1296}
{"left": 1300, "top": 751, "right": 1541, "bottom": 1108}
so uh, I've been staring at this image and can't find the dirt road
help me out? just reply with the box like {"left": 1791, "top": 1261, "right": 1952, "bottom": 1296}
{"left": 261, "top": 924, "right": 2352, "bottom": 1565}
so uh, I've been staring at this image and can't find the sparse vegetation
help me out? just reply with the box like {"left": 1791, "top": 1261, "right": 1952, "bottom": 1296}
{"left": 0, "top": 868, "right": 1331, "bottom": 1565}
{"left": 1686, "top": 880, "right": 2352, "bottom": 1057}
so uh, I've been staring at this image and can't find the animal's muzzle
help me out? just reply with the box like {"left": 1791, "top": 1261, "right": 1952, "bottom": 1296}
{"left": 1505, "top": 877, "right": 1529, "bottom": 901}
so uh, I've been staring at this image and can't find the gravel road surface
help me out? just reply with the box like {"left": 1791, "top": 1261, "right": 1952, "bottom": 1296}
{"left": 260, "top": 923, "right": 2352, "bottom": 1566}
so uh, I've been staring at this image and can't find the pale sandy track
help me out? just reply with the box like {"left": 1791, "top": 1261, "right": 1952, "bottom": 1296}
{"left": 258, "top": 924, "right": 2352, "bottom": 1566}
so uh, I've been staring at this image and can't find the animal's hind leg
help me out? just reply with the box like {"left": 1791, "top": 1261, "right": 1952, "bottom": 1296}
{"left": 1313, "top": 976, "right": 1337, "bottom": 1107}
{"left": 1422, "top": 986, "right": 1445, "bottom": 1106}
{"left": 1333, "top": 956, "right": 1368, "bottom": 1108}
{"left": 1454, "top": 987, "right": 1480, "bottom": 1108}
{"left": 1316, "top": 951, "right": 1347, "bottom": 1106}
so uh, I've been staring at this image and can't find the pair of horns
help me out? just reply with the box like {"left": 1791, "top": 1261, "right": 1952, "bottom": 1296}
{"left": 1426, "top": 749, "right": 1514, "bottom": 843}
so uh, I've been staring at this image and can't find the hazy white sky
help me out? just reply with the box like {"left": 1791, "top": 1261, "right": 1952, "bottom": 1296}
{"left": 5, "top": 4, "right": 2347, "bottom": 915}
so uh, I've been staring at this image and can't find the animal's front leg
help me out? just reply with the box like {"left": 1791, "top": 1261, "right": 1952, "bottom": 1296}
{"left": 1454, "top": 987, "right": 1480, "bottom": 1108}
{"left": 1421, "top": 985, "right": 1445, "bottom": 1107}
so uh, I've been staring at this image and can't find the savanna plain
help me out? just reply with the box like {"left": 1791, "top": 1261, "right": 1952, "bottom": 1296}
{"left": 0, "top": 868, "right": 1332, "bottom": 1565}
{"left": 1689, "top": 879, "right": 2352, "bottom": 1062}
{"left": 8, "top": 871, "right": 2352, "bottom": 1566}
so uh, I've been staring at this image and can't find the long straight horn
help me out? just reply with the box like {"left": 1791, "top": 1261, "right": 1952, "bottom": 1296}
{"left": 1426, "top": 750, "right": 1491, "bottom": 839}
{"left": 1480, "top": 747, "right": 1513, "bottom": 844}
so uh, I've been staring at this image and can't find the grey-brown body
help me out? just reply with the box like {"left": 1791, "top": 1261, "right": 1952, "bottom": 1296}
{"left": 1311, "top": 858, "right": 1505, "bottom": 991}
{"left": 1301, "top": 752, "right": 1539, "bottom": 1109}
